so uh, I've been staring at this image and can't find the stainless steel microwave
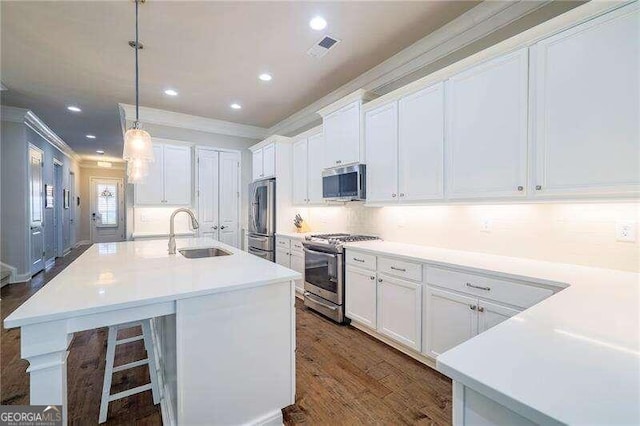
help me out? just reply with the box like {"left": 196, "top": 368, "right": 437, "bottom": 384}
{"left": 322, "top": 164, "right": 366, "bottom": 201}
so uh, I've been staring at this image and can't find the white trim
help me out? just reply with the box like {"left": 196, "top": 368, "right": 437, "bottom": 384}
{"left": 316, "top": 89, "right": 376, "bottom": 117}
{"left": 0, "top": 82, "right": 7, "bottom": 91}
{"left": 248, "top": 135, "right": 291, "bottom": 152}
{"left": 291, "top": 124, "right": 322, "bottom": 140}
{"left": 13, "top": 272, "right": 32, "bottom": 284}
{"left": 79, "top": 161, "right": 127, "bottom": 171}
{"left": 119, "top": 104, "right": 269, "bottom": 140}
{"left": 248, "top": 409, "right": 284, "bottom": 426}
{"left": 0, "top": 262, "right": 17, "bottom": 286}
{"left": 268, "top": 1, "right": 565, "bottom": 136}
{"left": 75, "top": 240, "right": 92, "bottom": 247}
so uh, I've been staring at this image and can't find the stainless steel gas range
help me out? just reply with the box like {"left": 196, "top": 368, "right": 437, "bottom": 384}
{"left": 302, "top": 233, "right": 379, "bottom": 323}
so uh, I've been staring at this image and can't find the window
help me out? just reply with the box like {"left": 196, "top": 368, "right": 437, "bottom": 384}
{"left": 97, "top": 183, "right": 118, "bottom": 227}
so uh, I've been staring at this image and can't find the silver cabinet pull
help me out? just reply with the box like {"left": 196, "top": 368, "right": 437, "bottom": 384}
{"left": 370, "top": 276, "right": 375, "bottom": 280}
{"left": 535, "top": 185, "right": 542, "bottom": 190}
{"left": 517, "top": 186, "right": 524, "bottom": 191}
{"left": 470, "top": 305, "right": 477, "bottom": 310}
{"left": 392, "top": 193, "right": 397, "bottom": 197}
{"left": 390, "top": 266, "right": 406, "bottom": 272}
{"left": 353, "top": 258, "right": 365, "bottom": 263}
{"left": 212, "top": 225, "right": 218, "bottom": 230}
{"left": 399, "top": 193, "right": 405, "bottom": 197}
{"left": 478, "top": 306, "right": 485, "bottom": 313}
{"left": 378, "top": 278, "right": 383, "bottom": 282}
{"left": 466, "top": 282, "right": 490, "bottom": 291}
{"left": 220, "top": 225, "right": 227, "bottom": 230}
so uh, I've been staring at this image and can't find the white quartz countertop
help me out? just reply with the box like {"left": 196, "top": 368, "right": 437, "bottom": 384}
{"left": 346, "top": 240, "right": 640, "bottom": 425}
{"left": 5, "top": 238, "right": 301, "bottom": 329}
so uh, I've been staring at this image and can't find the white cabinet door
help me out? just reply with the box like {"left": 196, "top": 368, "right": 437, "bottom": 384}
{"left": 345, "top": 266, "right": 377, "bottom": 329}
{"left": 377, "top": 274, "right": 422, "bottom": 351}
{"left": 306, "top": 132, "right": 325, "bottom": 204}
{"left": 275, "top": 247, "right": 290, "bottom": 268}
{"left": 323, "top": 101, "right": 361, "bottom": 168}
{"left": 262, "top": 143, "right": 276, "bottom": 178}
{"left": 323, "top": 109, "right": 342, "bottom": 169}
{"left": 252, "top": 149, "right": 263, "bottom": 180}
{"left": 365, "top": 102, "right": 398, "bottom": 203}
{"left": 445, "top": 48, "right": 528, "bottom": 199}
{"left": 423, "top": 287, "right": 477, "bottom": 358}
{"left": 218, "top": 151, "right": 240, "bottom": 247}
{"left": 478, "top": 300, "right": 520, "bottom": 333}
{"left": 290, "top": 250, "right": 305, "bottom": 293}
{"left": 135, "top": 144, "right": 164, "bottom": 205}
{"left": 163, "top": 144, "right": 192, "bottom": 205}
{"left": 197, "top": 149, "right": 219, "bottom": 239}
{"left": 532, "top": 5, "right": 639, "bottom": 196}
{"left": 292, "top": 138, "right": 308, "bottom": 205}
{"left": 399, "top": 82, "right": 445, "bottom": 201}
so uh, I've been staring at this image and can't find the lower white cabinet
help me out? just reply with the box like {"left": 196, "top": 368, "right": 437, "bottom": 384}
{"left": 377, "top": 274, "right": 422, "bottom": 351}
{"left": 275, "top": 236, "right": 304, "bottom": 294}
{"left": 345, "top": 266, "right": 377, "bottom": 329}
{"left": 478, "top": 299, "right": 520, "bottom": 333}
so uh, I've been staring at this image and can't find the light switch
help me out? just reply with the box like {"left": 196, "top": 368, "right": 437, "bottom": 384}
{"left": 480, "top": 218, "right": 492, "bottom": 233}
{"left": 616, "top": 221, "right": 637, "bottom": 242}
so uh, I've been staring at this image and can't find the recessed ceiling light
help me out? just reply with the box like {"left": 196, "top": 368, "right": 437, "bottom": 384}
{"left": 86, "top": 134, "right": 96, "bottom": 139}
{"left": 96, "top": 150, "right": 105, "bottom": 155}
{"left": 259, "top": 73, "right": 272, "bottom": 82}
{"left": 67, "top": 105, "right": 82, "bottom": 112}
{"left": 164, "top": 89, "right": 178, "bottom": 96}
{"left": 230, "top": 103, "right": 242, "bottom": 110}
{"left": 309, "top": 16, "right": 327, "bottom": 31}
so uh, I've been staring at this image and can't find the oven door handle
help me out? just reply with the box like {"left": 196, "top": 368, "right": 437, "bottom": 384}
{"left": 303, "top": 247, "right": 338, "bottom": 258}
{"left": 304, "top": 292, "right": 338, "bottom": 311}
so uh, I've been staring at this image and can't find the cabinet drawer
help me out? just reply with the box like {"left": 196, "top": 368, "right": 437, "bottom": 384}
{"left": 276, "top": 237, "right": 290, "bottom": 249}
{"left": 346, "top": 251, "right": 376, "bottom": 270}
{"left": 291, "top": 239, "right": 304, "bottom": 253}
{"left": 425, "top": 266, "right": 553, "bottom": 308}
{"left": 378, "top": 256, "right": 422, "bottom": 281}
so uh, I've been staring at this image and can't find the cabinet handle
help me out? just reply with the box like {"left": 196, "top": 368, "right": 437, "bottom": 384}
{"left": 535, "top": 185, "right": 542, "bottom": 190}
{"left": 517, "top": 186, "right": 523, "bottom": 191}
{"left": 220, "top": 225, "right": 227, "bottom": 230}
{"left": 478, "top": 306, "right": 485, "bottom": 313}
{"left": 470, "top": 304, "right": 477, "bottom": 310}
{"left": 399, "top": 193, "right": 405, "bottom": 197}
{"left": 212, "top": 225, "right": 218, "bottom": 230}
{"left": 353, "top": 258, "right": 365, "bottom": 263}
{"left": 370, "top": 276, "right": 375, "bottom": 280}
{"left": 390, "top": 266, "right": 406, "bottom": 272}
{"left": 378, "top": 278, "right": 383, "bottom": 282}
{"left": 392, "top": 193, "right": 397, "bottom": 198}
{"left": 466, "top": 282, "right": 490, "bottom": 291}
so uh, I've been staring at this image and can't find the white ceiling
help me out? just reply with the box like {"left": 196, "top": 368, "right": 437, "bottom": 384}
{"left": 1, "top": 1, "right": 478, "bottom": 158}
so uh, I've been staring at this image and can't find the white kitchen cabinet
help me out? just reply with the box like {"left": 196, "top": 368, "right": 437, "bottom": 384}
{"left": 275, "top": 236, "right": 304, "bottom": 294}
{"left": 532, "top": 4, "right": 639, "bottom": 197}
{"left": 292, "top": 138, "right": 308, "bottom": 205}
{"left": 398, "top": 82, "right": 445, "bottom": 201}
{"left": 423, "top": 287, "right": 477, "bottom": 358}
{"left": 478, "top": 300, "right": 520, "bottom": 333}
{"left": 252, "top": 149, "right": 263, "bottom": 181}
{"left": 251, "top": 143, "right": 275, "bottom": 181}
{"left": 345, "top": 266, "right": 377, "bottom": 330}
{"left": 445, "top": 48, "right": 528, "bottom": 199}
{"left": 135, "top": 143, "right": 191, "bottom": 205}
{"left": 377, "top": 274, "right": 422, "bottom": 351}
{"left": 306, "top": 133, "right": 325, "bottom": 203}
{"left": 323, "top": 100, "right": 362, "bottom": 168}
{"left": 275, "top": 247, "right": 290, "bottom": 268}
{"left": 290, "top": 251, "right": 305, "bottom": 294}
{"left": 365, "top": 102, "right": 398, "bottom": 203}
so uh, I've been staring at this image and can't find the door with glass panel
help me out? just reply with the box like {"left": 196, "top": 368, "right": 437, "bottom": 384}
{"left": 90, "top": 177, "right": 124, "bottom": 243}
{"left": 29, "top": 146, "right": 45, "bottom": 275}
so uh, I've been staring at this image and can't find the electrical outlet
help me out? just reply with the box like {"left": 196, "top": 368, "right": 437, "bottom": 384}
{"left": 480, "top": 219, "right": 492, "bottom": 233}
{"left": 616, "top": 221, "right": 637, "bottom": 242}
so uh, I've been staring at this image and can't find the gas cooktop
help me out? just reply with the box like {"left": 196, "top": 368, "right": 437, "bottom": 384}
{"left": 305, "top": 233, "right": 380, "bottom": 245}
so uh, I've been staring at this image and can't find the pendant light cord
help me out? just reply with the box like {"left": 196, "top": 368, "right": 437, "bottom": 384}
{"left": 135, "top": 0, "right": 140, "bottom": 124}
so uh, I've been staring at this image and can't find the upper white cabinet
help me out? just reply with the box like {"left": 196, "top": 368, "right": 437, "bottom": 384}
{"left": 292, "top": 131, "right": 325, "bottom": 205}
{"left": 531, "top": 4, "right": 639, "bottom": 197}
{"left": 445, "top": 48, "right": 529, "bottom": 200}
{"left": 323, "top": 101, "right": 362, "bottom": 168}
{"left": 252, "top": 143, "right": 275, "bottom": 181}
{"left": 365, "top": 102, "right": 398, "bottom": 202}
{"left": 135, "top": 142, "right": 191, "bottom": 205}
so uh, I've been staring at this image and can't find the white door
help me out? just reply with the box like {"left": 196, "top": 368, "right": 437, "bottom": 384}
{"left": 69, "top": 171, "right": 76, "bottom": 247}
{"left": 218, "top": 151, "right": 240, "bottom": 247}
{"left": 290, "top": 250, "right": 305, "bottom": 293}
{"left": 345, "top": 266, "right": 377, "bottom": 329}
{"left": 306, "top": 132, "right": 325, "bottom": 203}
{"left": 423, "top": 287, "right": 478, "bottom": 358}
{"left": 262, "top": 144, "right": 276, "bottom": 178}
{"left": 445, "top": 48, "right": 529, "bottom": 199}
{"left": 399, "top": 82, "right": 445, "bottom": 201}
{"left": 90, "top": 177, "right": 125, "bottom": 243}
{"left": 54, "top": 162, "right": 63, "bottom": 257}
{"left": 163, "top": 144, "right": 192, "bottom": 205}
{"left": 252, "top": 149, "right": 263, "bottom": 180}
{"left": 28, "top": 146, "right": 44, "bottom": 275}
{"left": 532, "top": 4, "right": 639, "bottom": 196}
{"left": 377, "top": 274, "right": 422, "bottom": 351}
{"left": 478, "top": 300, "right": 520, "bottom": 333}
{"left": 365, "top": 101, "right": 398, "bottom": 203}
{"left": 292, "top": 138, "right": 308, "bottom": 205}
{"left": 135, "top": 144, "right": 164, "bottom": 204}
{"left": 197, "top": 149, "right": 220, "bottom": 239}
{"left": 275, "top": 247, "right": 290, "bottom": 268}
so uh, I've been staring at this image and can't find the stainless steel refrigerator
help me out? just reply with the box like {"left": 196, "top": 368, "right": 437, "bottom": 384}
{"left": 248, "top": 178, "right": 276, "bottom": 261}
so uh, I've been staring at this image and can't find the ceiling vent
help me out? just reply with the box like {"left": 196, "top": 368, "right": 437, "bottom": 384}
{"left": 307, "top": 35, "right": 341, "bottom": 58}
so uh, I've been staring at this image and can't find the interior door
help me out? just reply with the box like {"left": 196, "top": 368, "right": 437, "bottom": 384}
{"left": 69, "top": 172, "right": 77, "bottom": 247}
{"left": 54, "top": 162, "right": 63, "bottom": 257}
{"left": 218, "top": 151, "right": 240, "bottom": 247}
{"left": 197, "top": 149, "right": 220, "bottom": 239}
{"left": 28, "top": 147, "right": 44, "bottom": 275}
{"left": 90, "top": 177, "right": 125, "bottom": 243}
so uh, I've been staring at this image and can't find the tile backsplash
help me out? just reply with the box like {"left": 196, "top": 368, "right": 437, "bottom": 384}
{"left": 297, "top": 202, "right": 640, "bottom": 272}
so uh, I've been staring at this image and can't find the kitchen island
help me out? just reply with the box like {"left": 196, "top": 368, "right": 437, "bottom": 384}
{"left": 4, "top": 238, "right": 301, "bottom": 425}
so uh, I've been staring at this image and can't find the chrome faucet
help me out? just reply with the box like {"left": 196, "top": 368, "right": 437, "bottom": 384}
{"left": 168, "top": 208, "right": 200, "bottom": 254}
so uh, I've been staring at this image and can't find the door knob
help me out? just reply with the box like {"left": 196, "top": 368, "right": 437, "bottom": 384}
{"left": 220, "top": 225, "right": 227, "bottom": 230}
{"left": 212, "top": 226, "right": 218, "bottom": 230}
{"left": 517, "top": 186, "right": 524, "bottom": 191}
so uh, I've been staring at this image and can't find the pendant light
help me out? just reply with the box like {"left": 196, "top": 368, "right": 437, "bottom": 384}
{"left": 123, "top": 0, "right": 154, "bottom": 182}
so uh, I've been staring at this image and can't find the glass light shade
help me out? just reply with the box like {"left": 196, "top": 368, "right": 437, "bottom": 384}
{"left": 123, "top": 127, "right": 154, "bottom": 162}
{"left": 127, "top": 158, "right": 150, "bottom": 184}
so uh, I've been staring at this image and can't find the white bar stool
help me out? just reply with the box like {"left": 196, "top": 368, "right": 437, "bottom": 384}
{"left": 99, "top": 319, "right": 160, "bottom": 423}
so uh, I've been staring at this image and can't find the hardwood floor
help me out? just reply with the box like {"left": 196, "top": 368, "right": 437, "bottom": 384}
{"left": 1, "top": 247, "right": 452, "bottom": 425}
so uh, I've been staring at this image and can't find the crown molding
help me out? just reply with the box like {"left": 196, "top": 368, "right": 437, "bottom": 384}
{"left": 316, "top": 89, "right": 377, "bottom": 117}
{"left": 268, "top": 0, "right": 554, "bottom": 137}
{"left": 119, "top": 104, "right": 269, "bottom": 140}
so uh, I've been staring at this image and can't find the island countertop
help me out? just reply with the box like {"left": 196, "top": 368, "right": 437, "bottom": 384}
{"left": 4, "top": 238, "right": 301, "bottom": 329}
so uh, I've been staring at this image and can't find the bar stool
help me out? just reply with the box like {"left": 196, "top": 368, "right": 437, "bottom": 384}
{"left": 99, "top": 319, "right": 160, "bottom": 423}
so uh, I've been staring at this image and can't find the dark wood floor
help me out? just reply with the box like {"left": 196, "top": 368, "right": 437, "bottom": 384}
{"left": 1, "top": 247, "right": 452, "bottom": 425}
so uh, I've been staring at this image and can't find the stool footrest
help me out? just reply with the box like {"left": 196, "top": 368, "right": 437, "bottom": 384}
{"left": 108, "top": 384, "right": 152, "bottom": 402}
{"left": 112, "top": 358, "right": 150, "bottom": 373}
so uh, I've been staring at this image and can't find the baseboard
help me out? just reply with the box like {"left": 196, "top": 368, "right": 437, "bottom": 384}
{"left": 350, "top": 321, "right": 437, "bottom": 371}
{"left": 75, "top": 240, "right": 92, "bottom": 247}
{"left": 45, "top": 258, "right": 55, "bottom": 269}
{"left": 249, "top": 409, "right": 284, "bottom": 426}
{"left": 294, "top": 287, "right": 304, "bottom": 299}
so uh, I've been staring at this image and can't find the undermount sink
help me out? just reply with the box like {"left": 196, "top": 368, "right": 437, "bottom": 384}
{"left": 178, "top": 247, "right": 232, "bottom": 259}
